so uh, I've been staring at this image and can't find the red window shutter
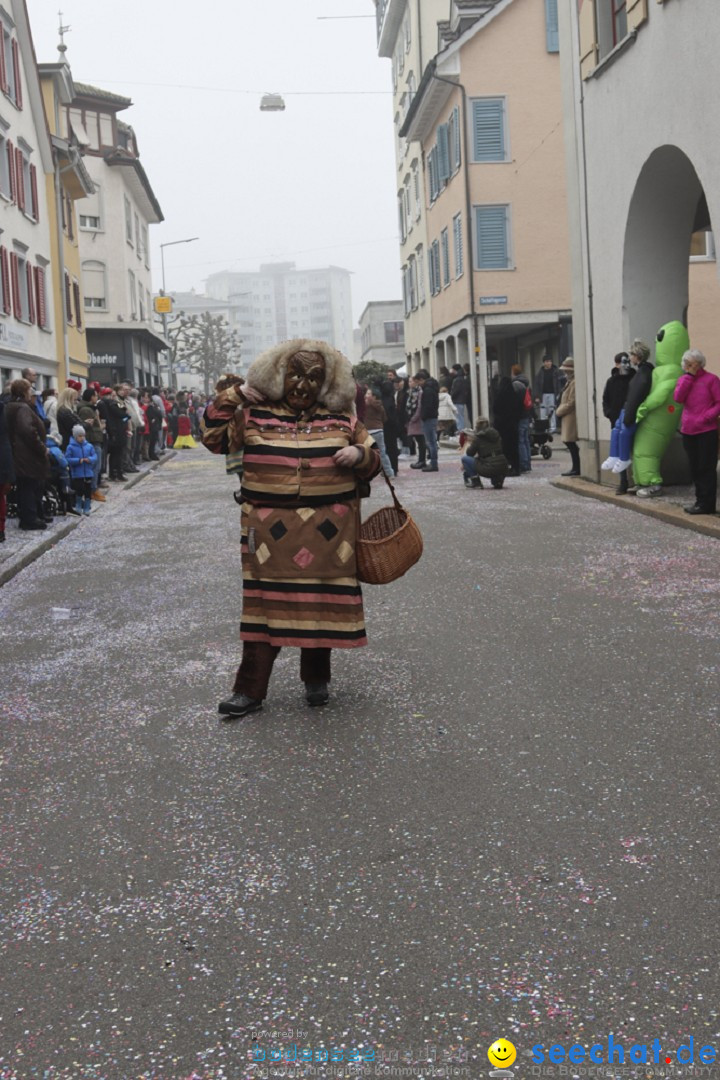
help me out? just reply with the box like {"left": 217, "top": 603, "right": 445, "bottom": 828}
{"left": 64, "top": 270, "right": 72, "bottom": 323}
{"left": 73, "top": 280, "right": 82, "bottom": 330}
{"left": 29, "top": 163, "right": 38, "bottom": 221}
{"left": 10, "top": 252, "right": 20, "bottom": 318}
{"left": 0, "top": 34, "right": 6, "bottom": 95}
{"left": 7, "top": 139, "right": 14, "bottom": 202}
{"left": 0, "top": 247, "right": 10, "bottom": 315}
{"left": 11, "top": 39, "right": 21, "bottom": 109}
{"left": 35, "top": 265, "right": 46, "bottom": 327}
{"left": 15, "top": 148, "right": 24, "bottom": 212}
{"left": 26, "top": 262, "right": 35, "bottom": 324}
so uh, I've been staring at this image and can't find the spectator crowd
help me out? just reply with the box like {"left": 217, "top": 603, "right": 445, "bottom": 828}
{"left": 0, "top": 367, "right": 207, "bottom": 540}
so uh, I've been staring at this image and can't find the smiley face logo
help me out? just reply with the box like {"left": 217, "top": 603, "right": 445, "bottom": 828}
{"left": 488, "top": 1039, "right": 517, "bottom": 1068}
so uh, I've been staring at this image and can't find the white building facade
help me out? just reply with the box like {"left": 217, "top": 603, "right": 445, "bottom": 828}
{"left": 206, "top": 263, "right": 354, "bottom": 367}
{"left": 0, "top": 0, "right": 56, "bottom": 391}
{"left": 65, "top": 83, "right": 166, "bottom": 388}
{"left": 358, "top": 300, "right": 405, "bottom": 368}
{"left": 559, "top": 0, "right": 720, "bottom": 481}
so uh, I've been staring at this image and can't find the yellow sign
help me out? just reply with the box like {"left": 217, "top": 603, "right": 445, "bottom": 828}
{"left": 154, "top": 295, "right": 173, "bottom": 314}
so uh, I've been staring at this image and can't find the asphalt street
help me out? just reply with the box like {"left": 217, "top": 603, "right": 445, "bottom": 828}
{"left": 1, "top": 445, "right": 719, "bottom": 1079}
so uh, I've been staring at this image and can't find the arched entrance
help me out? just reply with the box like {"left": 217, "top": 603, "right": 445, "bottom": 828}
{"left": 623, "top": 145, "right": 710, "bottom": 345}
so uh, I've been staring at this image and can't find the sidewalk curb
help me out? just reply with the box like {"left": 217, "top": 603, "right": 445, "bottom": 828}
{"left": 122, "top": 450, "right": 177, "bottom": 491}
{"left": 0, "top": 451, "right": 178, "bottom": 589}
{"left": 552, "top": 476, "right": 720, "bottom": 540}
{"left": 0, "top": 518, "right": 82, "bottom": 588}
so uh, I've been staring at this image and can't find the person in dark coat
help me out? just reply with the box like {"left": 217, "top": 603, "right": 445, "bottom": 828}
{"left": 460, "top": 416, "right": 508, "bottom": 489}
{"left": 602, "top": 352, "right": 634, "bottom": 426}
{"left": 492, "top": 375, "right": 522, "bottom": 476}
{"left": 378, "top": 372, "right": 400, "bottom": 476}
{"left": 416, "top": 368, "right": 440, "bottom": 471}
{"left": 0, "top": 398, "right": 16, "bottom": 541}
{"left": 450, "top": 364, "right": 471, "bottom": 433}
{"left": 56, "top": 387, "right": 83, "bottom": 451}
{"left": 601, "top": 340, "right": 652, "bottom": 491}
{"left": 104, "top": 386, "right": 131, "bottom": 481}
{"left": 4, "top": 379, "right": 49, "bottom": 531}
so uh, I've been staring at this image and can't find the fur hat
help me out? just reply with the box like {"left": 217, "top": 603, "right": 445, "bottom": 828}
{"left": 245, "top": 338, "right": 357, "bottom": 414}
{"left": 67, "top": 378, "right": 82, "bottom": 391}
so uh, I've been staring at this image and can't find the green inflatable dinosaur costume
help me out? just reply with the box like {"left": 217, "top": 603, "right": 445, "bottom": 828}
{"left": 632, "top": 320, "right": 688, "bottom": 488}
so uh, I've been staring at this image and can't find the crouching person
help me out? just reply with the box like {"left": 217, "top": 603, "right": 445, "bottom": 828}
{"left": 460, "top": 416, "right": 509, "bottom": 490}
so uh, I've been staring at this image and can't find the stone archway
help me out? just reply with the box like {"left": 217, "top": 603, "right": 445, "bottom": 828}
{"left": 623, "top": 145, "right": 709, "bottom": 346}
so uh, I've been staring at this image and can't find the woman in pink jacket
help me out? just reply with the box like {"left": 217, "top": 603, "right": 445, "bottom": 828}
{"left": 673, "top": 349, "right": 720, "bottom": 515}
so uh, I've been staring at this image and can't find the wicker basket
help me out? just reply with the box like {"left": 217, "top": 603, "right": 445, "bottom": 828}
{"left": 356, "top": 474, "right": 423, "bottom": 585}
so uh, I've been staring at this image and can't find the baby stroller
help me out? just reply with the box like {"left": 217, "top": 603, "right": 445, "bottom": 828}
{"left": 5, "top": 482, "right": 62, "bottom": 521}
{"left": 530, "top": 410, "right": 554, "bottom": 459}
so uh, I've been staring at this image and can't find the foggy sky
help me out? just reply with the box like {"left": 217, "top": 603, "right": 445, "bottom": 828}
{"left": 27, "top": 0, "right": 402, "bottom": 323}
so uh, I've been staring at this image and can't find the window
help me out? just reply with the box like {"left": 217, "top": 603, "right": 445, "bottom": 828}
{"left": 596, "top": 0, "right": 631, "bottom": 61}
{"left": 8, "top": 249, "right": 34, "bottom": 323}
{"left": 138, "top": 286, "right": 146, "bottom": 321}
{"left": 64, "top": 269, "right": 72, "bottom": 323}
{"left": 128, "top": 270, "right": 137, "bottom": 316}
{"left": 417, "top": 246, "right": 425, "bottom": 304}
{"left": 403, "top": 9, "right": 411, "bottom": 52}
{"left": 0, "top": 245, "right": 10, "bottom": 314}
{"left": 437, "top": 124, "right": 450, "bottom": 185}
{"left": 65, "top": 195, "right": 73, "bottom": 240}
{"left": 453, "top": 213, "right": 464, "bottom": 278}
{"left": 398, "top": 191, "right": 407, "bottom": 242}
{"left": 73, "top": 279, "right": 82, "bottom": 330}
{"left": 471, "top": 98, "right": 508, "bottom": 163}
{"left": 134, "top": 212, "right": 141, "bottom": 259}
{"left": 429, "top": 239, "right": 441, "bottom": 295}
{"left": 0, "top": 27, "right": 22, "bottom": 109}
{"left": 34, "top": 263, "right": 48, "bottom": 327}
{"left": 474, "top": 205, "right": 512, "bottom": 270}
{"left": 412, "top": 163, "right": 421, "bottom": 221}
{"left": 449, "top": 106, "right": 461, "bottom": 172}
{"left": 142, "top": 225, "right": 149, "bottom": 267}
{"left": 385, "top": 321, "right": 404, "bottom": 344}
{"left": 0, "top": 127, "right": 10, "bottom": 200}
{"left": 428, "top": 146, "right": 439, "bottom": 202}
{"left": 14, "top": 145, "right": 36, "bottom": 218}
{"left": 545, "top": 0, "right": 559, "bottom": 52}
{"left": 441, "top": 228, "right": 450, "bottom": 287}
{"left": 79, "top": 184, "right": 102, "bottom": 231}
{"left": 690, "top": 230, "right": 716, "bottom": 261}
{"left": 125, "top": 196, "right": 133, "bottom": 244}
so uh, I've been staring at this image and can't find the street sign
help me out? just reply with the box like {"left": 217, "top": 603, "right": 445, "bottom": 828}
{"left": 154, "top": 296, "right": 173, "bottom": 314}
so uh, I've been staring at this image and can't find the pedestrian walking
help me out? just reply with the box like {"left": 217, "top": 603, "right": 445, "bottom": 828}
{"left": 416, "top": 368, "right": 439, "bottom": 472}
{"left": 492, "top": 375, "right": 522, "bottom": 476}
{"left": 601, "top": 352, "right": 634, "bottom": 493}
{"left": 511, "top": 363, "right": 533, "bottom": 473}
{"left": 202, "top": 339, "right": 381, "bottom": 719}
{"left": 450, "top": 364, "right": 470, "bottom": 433}
{"left": 556, "top": 358, "right": 580, "bottom": 476}
{"left": 533, "top": 355, "right": 561, "bottom": 433}
{"left": 407, "top": 377, "right": 427, "bottom": 468}
{"left": 364, "top": 388, "right": 394, "bottom": 478}
{"left": 673, "top": 348, "right": 720, "bottom": 515}
{"left": 438, "top": 385, "right": 458, "bottom": 437}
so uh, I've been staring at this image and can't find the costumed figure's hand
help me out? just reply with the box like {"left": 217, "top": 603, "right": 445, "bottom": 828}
{"left": 333, "top": 445, "right": 364, "bottom": 469}
{"left": 635, "top": 404, "right": 648, "bottom": 423}
{"left": 240, "top": 385, "right": 266, "bottom": 405}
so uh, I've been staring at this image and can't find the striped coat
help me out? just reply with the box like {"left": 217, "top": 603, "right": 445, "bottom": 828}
{"left": 203, "top": 391, "right": 381, "bottom": 649}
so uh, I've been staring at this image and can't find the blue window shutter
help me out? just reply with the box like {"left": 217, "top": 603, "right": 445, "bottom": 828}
{"left": 428, "top": 148, "right": 437, "bottom": 201}
{"left": 545, "top": 0, "right": 559, "bottom": 52}
{"left": 454, "top": 213, "right": 463, "bottom": 276}
{"left": 472, "top": 99, "right": 505, "bottom": 162}
{"left": 475, "top": 206, "right": 509, "bottom": 269}
{"left": 453, "top": 106, "right": 461, "bottom": 168}
{"left": 437, "top": 124, "right": 450, "bottom": 183}
{"left": 428, "top": 242, "right": 436, "bottom": 293}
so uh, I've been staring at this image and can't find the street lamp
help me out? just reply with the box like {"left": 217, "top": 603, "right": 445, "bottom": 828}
{"left": 159, "top": 237, "right": 199, "bottom": 388}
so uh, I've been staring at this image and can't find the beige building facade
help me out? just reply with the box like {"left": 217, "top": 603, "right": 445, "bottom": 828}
{"left": 403, "top": 0, "right": 572, "bottom": 417}
{"left": 559, "top": 0, "right": 720, "bottom": 482}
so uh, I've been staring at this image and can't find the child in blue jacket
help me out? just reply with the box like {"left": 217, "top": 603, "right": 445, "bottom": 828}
{"left": 65, "top": 424, "right": 97, "bottom": 516}
{"left": 46, "top": 436, "right": 71, "bottom": 514}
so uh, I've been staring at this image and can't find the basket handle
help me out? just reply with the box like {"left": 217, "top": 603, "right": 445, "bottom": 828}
{"left": 366, "top": 468, "right": 404, "bottom": 512}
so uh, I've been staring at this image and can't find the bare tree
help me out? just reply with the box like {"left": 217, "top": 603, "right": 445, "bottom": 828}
{"left": 173, "top": 312, "right": 242, "bottom": 395}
